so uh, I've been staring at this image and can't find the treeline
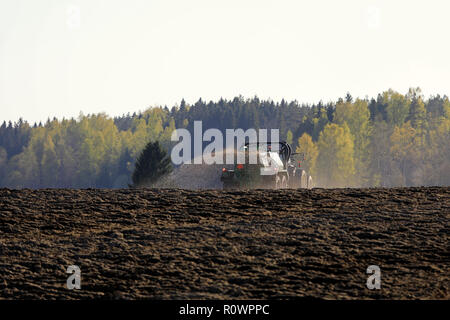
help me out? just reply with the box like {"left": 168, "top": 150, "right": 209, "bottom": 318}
{"left": 0, "top": 87, "right": 449, "bottom": 188}
{"left": 0, "top": 110, "right": 175, "bottom": 188}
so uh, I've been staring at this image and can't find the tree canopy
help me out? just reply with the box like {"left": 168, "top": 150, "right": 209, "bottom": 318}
{"left": 0, "top": 88, "right": 449, "bottom": 188}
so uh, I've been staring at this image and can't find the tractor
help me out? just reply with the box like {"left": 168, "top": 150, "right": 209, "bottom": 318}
{"left": 220, "top": 141, "right": 313, "bottom": 189}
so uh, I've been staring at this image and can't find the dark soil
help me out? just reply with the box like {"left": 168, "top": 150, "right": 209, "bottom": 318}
{"left": 0, "top": 187, "right": 448, "bottom": 299}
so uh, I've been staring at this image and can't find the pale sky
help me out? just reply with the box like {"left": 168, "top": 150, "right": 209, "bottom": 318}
{"left": 1, "top": 0, "right": 449, "bottom": 124}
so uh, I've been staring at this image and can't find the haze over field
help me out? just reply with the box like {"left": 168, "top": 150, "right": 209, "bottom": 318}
{"left": 1, "top": 0, "right": 450, "bottom": 123}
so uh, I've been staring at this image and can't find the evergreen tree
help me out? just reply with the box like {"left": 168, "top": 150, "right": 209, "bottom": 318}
{"left": 407, "top": 88, "right": 427, "bottom": 129}
{"left": 131, "top": 141, "right": 172, "bottom": 187}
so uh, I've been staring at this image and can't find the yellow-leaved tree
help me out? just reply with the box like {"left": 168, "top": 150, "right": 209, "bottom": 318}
{"left": 295, "top": 133, "right": 318, "bottom": 178}
{"left": 333, "top": 98, "right": 371, "bottom": 186}
{"left": 316, "top": 123, "right": 355, "bottom": 187}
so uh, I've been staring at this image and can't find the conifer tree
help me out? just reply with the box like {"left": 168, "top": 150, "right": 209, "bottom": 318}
{"left": 131, "top": 141, "right": 172, "bottom": 187}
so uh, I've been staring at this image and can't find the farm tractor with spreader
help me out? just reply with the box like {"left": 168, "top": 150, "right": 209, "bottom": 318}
{"left": 220, "top": 141, "right": 313, "bottom": 189}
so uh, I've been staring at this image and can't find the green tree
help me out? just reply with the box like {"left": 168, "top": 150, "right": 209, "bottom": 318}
{"left": 334, "top": 98, "right": 371, "bottom": 185}
{"left": 286, "top": 130, "right": 293, "bottom": 145}
{"left": 390, "top": 122, "right": 420, "bottom": 186}
{"left": 41, "top": 134, "right": 60, "bottom": 187}
{"left": 383, "top": 89, "right": 411, "bottom": 127}
{"left": 145, "top": 108, "right": 164, "bottom": 140}
{"left": 0, "top": 147, "right": 7, "bottom": 182}
{"left": 422, "top": 118, "right": 450, "bottom": 186}
{"left": 407, "top": 88, "right": 427, "bottom": 130}
{"left": 131, "top": 141, "right": 172, "bottom": 187}
{"left": 312, "top": 108, "right": 329, "bottom": 141}
{"left": 443, "top": 98, "right": 450, "bottom": 119}
{"left": 367, "top": 121, "right": 392, "bottom": 187}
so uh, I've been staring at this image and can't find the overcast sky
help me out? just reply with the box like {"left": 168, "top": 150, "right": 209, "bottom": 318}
{"left": 1, "top": 0, "right": 449, "bottom": 124}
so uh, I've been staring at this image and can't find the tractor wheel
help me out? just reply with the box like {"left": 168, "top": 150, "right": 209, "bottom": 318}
{"left": 295, "top": 169, "right": 307, "bottom": 188}
{"left": 273, "top": 175, "right": 281, "bottom": 189}
{"left": 307, "top": 175, "right": 314, "bottom": 189}
{"left": 280, "top": 175, "right": 288, "bottom": 188}
{"left": 300, "top": 170, "right": 308, "bottom": 188}
{"left": 223, "top": 181, "right": 235, "bottom": 190}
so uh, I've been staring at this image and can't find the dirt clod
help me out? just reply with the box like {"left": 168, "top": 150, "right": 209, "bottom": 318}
{"left": 0, "top": 187, "right": 448, "bottom": 299}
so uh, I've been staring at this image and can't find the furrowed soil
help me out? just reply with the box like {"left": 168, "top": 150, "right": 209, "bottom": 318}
{"left": 0, "top": 187, "right": 448, "bottom": 299}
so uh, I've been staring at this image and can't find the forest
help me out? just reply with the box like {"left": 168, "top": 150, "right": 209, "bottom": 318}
{"left": 0, "top": 87, "right": 449, "bottom": 188}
